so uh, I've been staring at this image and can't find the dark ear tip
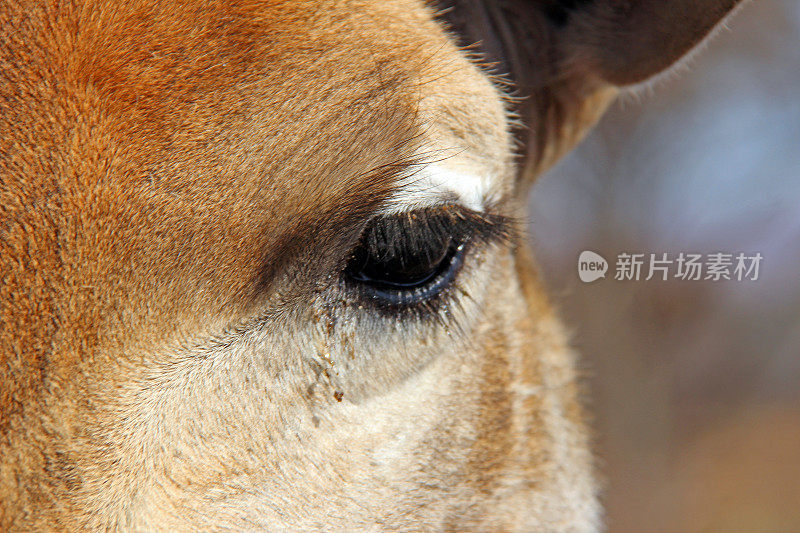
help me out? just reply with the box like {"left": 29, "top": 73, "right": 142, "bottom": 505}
{"left": 562, "top": 0, "right": 746, "bottom": 86}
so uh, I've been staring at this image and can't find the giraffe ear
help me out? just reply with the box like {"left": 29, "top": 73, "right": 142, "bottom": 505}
{"left": 555, "top": 0, "right": 744, "bottom": 86}
{"left": 437, "top": 0, "right": 745, "bottom": 177}
{"left": 438, "top": 0, "right": 744, "bottom": 87}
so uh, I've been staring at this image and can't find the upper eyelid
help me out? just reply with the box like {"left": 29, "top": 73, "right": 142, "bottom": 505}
{"left": 355, "top": 204, "right": 517, "bottom": 265}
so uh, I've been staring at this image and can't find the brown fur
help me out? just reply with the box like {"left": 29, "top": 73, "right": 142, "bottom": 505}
{"left": 1, "top": 0, "right": 741, "bottom": 529}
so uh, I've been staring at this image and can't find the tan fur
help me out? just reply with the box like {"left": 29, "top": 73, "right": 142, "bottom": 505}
{"left": 1, "top": 0, "right": 741, "bottom": 530}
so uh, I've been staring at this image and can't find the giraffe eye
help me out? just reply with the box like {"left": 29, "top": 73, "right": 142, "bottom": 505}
{"left": 341, "top": 206, "right": 514, "bottom": 311}
{"left": 344, "top": 211, "right": 466, "bottom": 306}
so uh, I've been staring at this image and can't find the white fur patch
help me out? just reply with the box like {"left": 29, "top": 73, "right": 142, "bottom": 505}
{"left": 386, "top": 161, "right": 496, "bottom": 212}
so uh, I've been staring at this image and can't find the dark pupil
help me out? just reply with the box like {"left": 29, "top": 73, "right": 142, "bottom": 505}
{"left": 346, "top": 216, "right": 457, "bottom": 290}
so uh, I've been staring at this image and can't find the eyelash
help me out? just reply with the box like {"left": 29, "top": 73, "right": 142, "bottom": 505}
{"left": 339, "top": 205, "right": 515, "bottom": 320}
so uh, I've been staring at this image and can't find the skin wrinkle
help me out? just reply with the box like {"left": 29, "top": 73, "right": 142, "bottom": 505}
{"left": 2, "top": 0, "right": 743, "bottom": 530}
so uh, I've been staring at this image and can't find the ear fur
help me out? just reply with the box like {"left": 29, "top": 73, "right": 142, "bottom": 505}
{"left": 436, "top": 0, "right": 745, "bottom": 183}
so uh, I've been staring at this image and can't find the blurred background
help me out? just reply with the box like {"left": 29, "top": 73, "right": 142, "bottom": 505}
{"left": 527, "top": 1, "right": 800, "bottom": 531}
